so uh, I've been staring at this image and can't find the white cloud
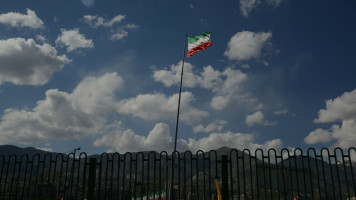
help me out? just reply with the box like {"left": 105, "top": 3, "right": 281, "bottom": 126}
{"left": 110, "top": 24, "right": 139, "bottom": 40}
{"left": 153, "top": 62, "right": 245, "bottom": 92}
{"left": 210, "top": 96, "right": 230, "bottom": 110}
{"left": 245, "top": 111, "right": 276, "bottom": 127}
{"left": 0, "top": 72, "right": 123, "bottom": 145}
{"left": 314, "top": 89, "right": 356, "bottom": 123}
{"left": 94, "top": 122, "right": 284, "bottom": 153}
{"left": 330, "top": 119, "right": 356, "bottom": 147}
{"left": 239, "top": 0, "right": 260, "bottom": 17}
{"left": 110, "top": 30, "right": 128, "bottom": 40}
{"left": 153, "top": 61, "right": 263, "bottom": 111}
{"left": 209, "top": 69, "right": 261, "bottom": 110}
{"left": 83, "top": 14, "right": 126, "bottom": 28}
{"left": 36, "top": 35, "right": 47, "bottom": 43}
{"left": 193, "top": 120, "right": 227, "bottom": 133}
{"left": 220, "top": 68, "right": 247, "bottom": 94}
{"left": 0, "top": 38, "right": 70, "bottom": 86}
{"left": 153, "top": 62, "right": 202, "bottom": 88}
{"left": 263, "top": 139, "right": 284, "bottom": 150}
{"left": 36, "top": 147, "right": 53, "bottom": 152}
{"left": 224, "top": 31, "right": 272, "bottom": 61}
{"left": 121, "top": 24, "right": 139, "bottom": 29}
{"left": 80, "top": 0, "right": 95, "bottom": 7}
{"left": 305, "top": 89, "right": 356, "bottom": 148}
{"left": 109, "top": 15, "right": 127, "bottom": 26}
{"left": 0, "top": 9, "right": 44, "bottom": 29}
{"left": 305, "top": 120, "right": 356, "bottom": 148}
{"left": 304, "top": 128, "right": 334, "bottom": 144}
{"left": 116, "top": 92, "right": 209, "bottom": 123}
{"left": 55, "top": 28, "right": 94, "bottom": 52}
{"left": 199, "top": 65, "right": 223, "bottom": 89}
{"left": 239, "top": 0, "right": 283, "bottom": 17}
{"left": 94, "top": 122, "right": 172, "bottom": 153}
{"left": 72, "top": 73, "right": 124, "bottom": 117}
{"left": 182, "top": 132, "right": 283, "bottom": 153}
{"left": 83, "top": 14, "right": 138, "bottom": 41}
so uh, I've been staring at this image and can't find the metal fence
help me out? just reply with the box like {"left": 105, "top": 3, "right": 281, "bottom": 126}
{"left": 0, "top": 147, "right": 355, "bottom": 200}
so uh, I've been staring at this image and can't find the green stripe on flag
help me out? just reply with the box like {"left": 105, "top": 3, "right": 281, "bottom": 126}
{"left": 187, "top": 32, "right": 211, "bottom": 44}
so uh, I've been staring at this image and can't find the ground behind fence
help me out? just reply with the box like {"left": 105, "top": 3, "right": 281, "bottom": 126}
{"left": 0, "top": 147, "right": 355, "bottom": 200}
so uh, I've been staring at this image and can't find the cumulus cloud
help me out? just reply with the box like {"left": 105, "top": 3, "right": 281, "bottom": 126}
{"left": 210, "top": 96, "right": 230, "bottom": 110}
{"left": 83, "top": 14, "right": 126, "bottom": 28}
{"left": 0, "top": 73, "right": 123, "bottom": 145}
{"left": 305, "top": 120, "right": 356, "bottom": 148}
{"left": 219, "top": 68, "right": 247, "bottom": 94}
{"left": 305, "top": 89, "right": 356, "bottom": 148}
{"left": 209, "top": 69, "right": 264, "bottom": 110}
{"left": 153, "top": 62, "right": 207, "bottom": 88}
{"left": 224, "top": 31, "right": 272, "bottom": 62}
{"left": 153, "top": 62, "right": 246, "bottom": 92}
{"left": 94, "top": 122, "right": 284, "bottom": 153}
{"left": 72, "top": 73, "right": 124, "bottom": 117}
{"left": 153, "top": 61, "right": 262, "bottom": 110}
{"left": 182, "top": 132, "right": 283, "bottom": 153}
{"left": 0, "top": 38, "right": 70, "bottom": 86}
{"left": 209, "top": 69, "right": 263, "bottom": 110}
{"left": 0, "top": 71, "right": 210, "bottom": 146}
{"left": 94, "top": 122, "right": 173, "bottom": 153}
{"left": 314, "top": 89, "right": 356, "bottom": 123}
{"left": 116, "top": 92, "right": 209, "bottom": 123}
{"left": 213, "top": 70, "right": 265, "bottom": 110}
{"left": 304, "top": 128, "right": 334, "bottom": 144}
{"left": 55, "top": 29, "right": 94, "bottom": 52}
{"left": 193, "top": 120, "right": 227, "bottom": 133}
{"left": 0, "top": 9, "right": 44, "bottom": 29}
{"left": 245, "top": 111, "right": 276, "bottom": 127}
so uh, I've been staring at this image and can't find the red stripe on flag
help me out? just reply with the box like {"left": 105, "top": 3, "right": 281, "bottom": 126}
{"left": 187, "top": 41, "right": 212, "bottom": 58}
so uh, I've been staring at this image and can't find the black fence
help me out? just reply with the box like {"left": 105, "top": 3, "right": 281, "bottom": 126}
{"left": 0, "top": 147, "right": 355, "bottom": 199}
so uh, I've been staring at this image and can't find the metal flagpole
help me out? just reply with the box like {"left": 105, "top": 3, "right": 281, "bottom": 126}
{"left": 173, "top": 33, "right": 187, "bottom": 153}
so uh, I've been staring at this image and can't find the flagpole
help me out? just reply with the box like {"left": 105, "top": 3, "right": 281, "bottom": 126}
{"left": 173, "top": 33, "right": 187, "bottom": 153}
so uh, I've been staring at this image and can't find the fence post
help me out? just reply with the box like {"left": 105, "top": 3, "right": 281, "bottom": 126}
{"left": 221, "top": 155, "right": 229, "bottom": 200}
{"left": 87, "top": 158, "right": 97, "bottom": 200}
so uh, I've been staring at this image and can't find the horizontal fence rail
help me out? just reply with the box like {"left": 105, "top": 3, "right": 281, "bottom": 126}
{"left": 0, "top": 147, "right": 355, "bottom": 199}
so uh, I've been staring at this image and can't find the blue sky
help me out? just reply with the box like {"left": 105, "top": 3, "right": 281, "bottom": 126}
{"left": 0, "top": 0, "right": 356, "bottom": 155}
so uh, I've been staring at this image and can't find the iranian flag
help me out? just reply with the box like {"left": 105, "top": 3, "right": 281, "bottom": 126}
{"left": 187, "top": 32, "right": 212, "bottom": 58}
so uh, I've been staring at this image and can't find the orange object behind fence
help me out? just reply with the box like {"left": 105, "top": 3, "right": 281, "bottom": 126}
{"left": 214, "top": 177, "right": 222, "bottom": 200}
